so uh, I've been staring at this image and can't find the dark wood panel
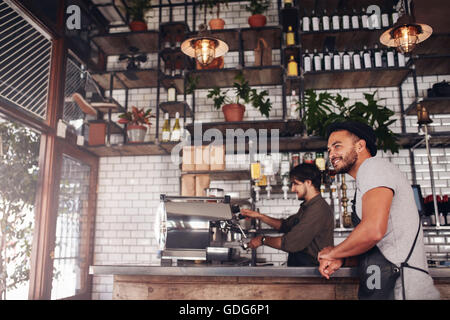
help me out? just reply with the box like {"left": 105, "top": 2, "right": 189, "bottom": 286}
{"left": 414, "top": 34, "right": 450, "bottom": 55}
{"left": 189, "top": 67, "right": 283, "bottom": 89}
{"left": 413, "top": 56, "right": 450, "bottom": 76}
{"left": 92, "top": 31, "right": 159, "bottom": 56}
{"left": 85, "top": 142, "right": 168, "bottom": 157}
{"left": 304, "top": 68, "right": 410, "bottom": 90}
{"left": 300, "top": 28, "right": 386, "bottom": 51}
{"left": 181, "top": 170, "right": 250, "bottom": 181}
{"left": 159, "top": 102, "right": 192, "bottom": 117}
{"left": 92, "top": 69, "right": 158, "bottom": 90}
{"left": 405, "top": 97, "right": 450, "bottom": 116}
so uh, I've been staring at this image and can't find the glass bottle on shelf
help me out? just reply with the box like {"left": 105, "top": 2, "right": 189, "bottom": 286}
{"left": 324, "top": 48, "right": 332, "bottom": 71}
{"left": 387, "top": 48, "right": 396, "bottom": 67}
{"left": 313, "top": 49, "right": 322, "bottom": 71}
{"left": 351, "top": 8, "right": 360, "bottom": 29}
{"left": 303, "top": 152, "right": 314, "bottom": 164}
{"left": 167, "top": 84, "right": 177, "bottom": 102}
{"left": 369, "top": 8, "right": 381, "bottom": 29}
{"left": 361, "top": 7, "right": 369, "bottom": 29}
{"left": 333, "top": 50, "right": 341, "bottom": 70}
{"left": 287, "top": 55, "right": 299, "bottom": 76}
{"left": 170, "top": 112, "right": 181, "bottom": 142}
{"left": 392, "top": 6, "right": 399, "bottom": 25}
{"left": 352, "top": 49, "right": 362, "bottom": 70}
{"left": 291, "top": 153, "right": 300, "bottom": 167}
{"left": 374, "top": 44, "right": 383, "bottom": 68}
{"left": 284, "top": 0, "right": 293, "bottom": 8}
{"left": 381, "top": 8, "right": 390, "bottom": 28}
{"left": 362, "top": 46, "right": 372, "bottom": 69}
{"left": 311, "top": 9, "right": 320, "bottom": 31}
{"left": 286, "top": 26, "right": 295, "bottom": 46}
{"left": 303, "top": 49, "right": 312, "bottom": 72}
{"left": 322, "top": 9, "right": 330, "bottom": 31}
{"left": 289, "top": 90, "right": 299, "bottom": 119}
{"left": 342, "top": 49, "right": 351, "bottom": 70}
{"left": 341, "top": 4, "right": 350, "bottom": 30}
{"left": 332, "top": 8, "right": 340, "bottom": 30}
{"left": 302, "top": 8, "right": 310, "bottom": 32}
{"left": 397, "top": 51, "right": 406, "bottom": 67}
{"left": 161, "top": 113, "right": 171, "bottom": 142}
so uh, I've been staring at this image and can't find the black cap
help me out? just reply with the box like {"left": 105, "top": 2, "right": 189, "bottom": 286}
{"left": 326, "top": 121, "right": 377, "bottom": 156}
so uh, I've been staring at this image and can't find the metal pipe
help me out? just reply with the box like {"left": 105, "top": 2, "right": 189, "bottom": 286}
{"left": 423, "top": 124, "right": 440, "bottom": 228}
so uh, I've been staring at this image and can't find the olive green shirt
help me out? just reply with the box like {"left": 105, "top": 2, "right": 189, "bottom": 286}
{"left": 280, "top": 194, "right": 334, "bottom": 264}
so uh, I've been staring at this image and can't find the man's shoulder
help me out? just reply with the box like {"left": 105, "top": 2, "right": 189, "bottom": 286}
{"left": 359, "top": 157, "right": 398, "bottom": 174}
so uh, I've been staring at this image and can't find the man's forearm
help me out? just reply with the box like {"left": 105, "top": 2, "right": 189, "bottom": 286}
{"left": 257, "top": 214, "right": 282, "bottom": 230}
{"left": 262, "top": 236, "right": 282, "bottom": 250}
{"left": 326, "top": 222, "right": 380, "bottom": 259}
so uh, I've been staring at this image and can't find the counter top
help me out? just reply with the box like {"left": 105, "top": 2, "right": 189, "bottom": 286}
{"left": 89, "top": 265, "right": 450, "bottom": 278}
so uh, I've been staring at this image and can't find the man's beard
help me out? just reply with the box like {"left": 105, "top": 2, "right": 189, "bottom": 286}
{"left": 334, "top": 148, "right": 358, "bottom": 174}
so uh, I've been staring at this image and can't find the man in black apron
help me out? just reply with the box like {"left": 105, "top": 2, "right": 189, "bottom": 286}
{"left": 318, "top": 121, "right": 439, "bottom": 300}
{"left": 241, "top": 163, "right": 334, "bottom": 267}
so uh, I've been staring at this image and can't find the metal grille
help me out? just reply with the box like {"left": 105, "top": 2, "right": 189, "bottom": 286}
{"left": 0, "top": 0, "right": 52, "bottom": 120}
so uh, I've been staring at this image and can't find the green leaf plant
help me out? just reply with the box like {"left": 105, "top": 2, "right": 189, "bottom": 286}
{"left": 299, "top": 89, "right": 399, "bottom": 154}
{"left": 207, "top": 72, "right": 272, "bottom": 118}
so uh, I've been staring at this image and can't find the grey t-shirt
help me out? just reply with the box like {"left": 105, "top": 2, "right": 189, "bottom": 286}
{"left": 355, "top": 157, "right": 440, "bottom": 300}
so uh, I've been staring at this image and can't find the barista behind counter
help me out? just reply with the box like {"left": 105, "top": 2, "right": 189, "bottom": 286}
{"left": 241, "top": 163, "right": 334, "bottom": 266}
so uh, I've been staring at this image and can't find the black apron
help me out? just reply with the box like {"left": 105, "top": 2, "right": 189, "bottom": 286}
{"left": 351, "top": 191, "right": 428, "bottom": 300}
{"left": 287, "top": 251, "right": 318, "bottom": 267}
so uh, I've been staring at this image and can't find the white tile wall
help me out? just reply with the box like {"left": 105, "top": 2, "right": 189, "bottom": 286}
{"left": 91, "top": 1, "right": 450, "bottom": 299}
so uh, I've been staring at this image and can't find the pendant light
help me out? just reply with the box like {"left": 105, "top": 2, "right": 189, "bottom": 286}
{"left": 380, "top": 0, "right": 432, "bottom": 54}
{"left": 181, "top": 5, "right": 228, "bottom": 66}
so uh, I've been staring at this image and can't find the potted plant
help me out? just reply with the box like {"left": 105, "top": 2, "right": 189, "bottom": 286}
{"left": 246, "top": 0, "right": 270, "bottom": 28}
{"left": 207, "top": 72, "right": 272, "bottom": 121}
{"left": 299, "top": 89, "right": 399, "bottom": 154}
{"left": 118, "top": 106, "right": 154, "bottom": 143}
{"left": 201, "top": 0, "right": 229, "bottom": 30}
{"left": 126, "top": 0, "right": 152, "bottom": 31}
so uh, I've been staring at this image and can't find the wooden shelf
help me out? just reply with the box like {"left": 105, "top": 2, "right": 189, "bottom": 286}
{"left": 186, "top": 120, "right": 303, "bottom": 137}
{"left": 411, "top": 55, "right": 450, "bottom": 76}
{"left": 181, "top": 170, "right": 251, "bottom": 181}
{"left": 91, "top": 31, "right": 159, "bottom": 56}
{"left": 92, "top": 69, "right": 159, "bottom": 90}
{"left": 159, "top": 101, "right": 192, "bottom": 117}
{"left": 405, "top": 97, "right": 450, "bottom": 116}
{"left": 188, "top": 66, "right": 283, "bottom": 89}
{"left": 84, "top": 141, "right": 178, "bottom": 157}
{"left": 303, "top": 67, "right": 410, "bottom": 90}
{"left": 300, "top": 28, "right": 388, "bottom": 51}
{"left": 398, "top": 132, "right": 450, "bottom": 149}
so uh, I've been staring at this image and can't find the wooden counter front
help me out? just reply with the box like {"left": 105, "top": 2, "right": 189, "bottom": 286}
{"left": 113, "top": 275, "right": 360, "bottom": 300}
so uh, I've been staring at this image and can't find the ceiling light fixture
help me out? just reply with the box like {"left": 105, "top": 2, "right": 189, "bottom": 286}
{"left": 380, "top": 0, "right": 432, "bottom": 54}
{"left": 181, "top": 23, "right": 229, "bottom": 66}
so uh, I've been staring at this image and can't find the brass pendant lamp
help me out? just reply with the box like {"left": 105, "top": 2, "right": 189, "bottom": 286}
{"left": 181, "top": 6, "right": 228, "bottom": 66}
{"left": 380, "top": 0, "right": 432, "bottom": 54}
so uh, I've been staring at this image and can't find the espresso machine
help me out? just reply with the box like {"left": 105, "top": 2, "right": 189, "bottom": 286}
{"left": 155, "top": 194, "right": 250, "bottom": 265}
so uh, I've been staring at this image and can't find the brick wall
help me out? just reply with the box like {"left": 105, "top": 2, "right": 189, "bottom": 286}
{"left": 90, "top": 2, "right": 450, "bottom": 299}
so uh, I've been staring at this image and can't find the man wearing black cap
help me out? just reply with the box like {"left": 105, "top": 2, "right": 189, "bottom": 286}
{"left": 318, "top": 121, "right": 439, "bottom": 300}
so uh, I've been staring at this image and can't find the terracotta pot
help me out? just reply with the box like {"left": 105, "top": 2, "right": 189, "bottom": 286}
{"left": 127, "top": 124, "right": 147, "bottom": 143}
{"left": 222, "top": 103, "right": 245, "bottom": 122}
{"left": 129, "top": 21, "right": 147, "bottom": 32}
{"left": 209, "top": 18, "right": 225, "bottom": 30}
{"left": 248, "top": 14, "right": 267, "bottom": 28}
